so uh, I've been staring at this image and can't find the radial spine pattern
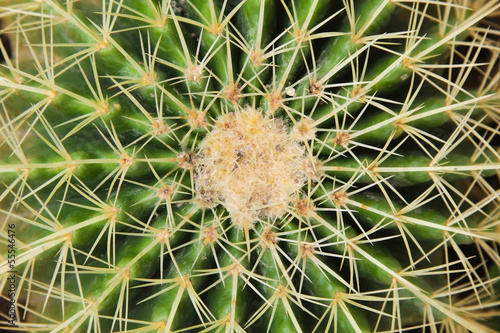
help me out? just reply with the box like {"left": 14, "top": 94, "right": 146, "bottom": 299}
{"left": 1, "top": 0, "right": 500, "bottom": 332}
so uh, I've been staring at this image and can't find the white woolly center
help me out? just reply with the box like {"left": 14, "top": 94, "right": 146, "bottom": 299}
{"left": 194, "top": 107, "right": 308, "bottom": 227}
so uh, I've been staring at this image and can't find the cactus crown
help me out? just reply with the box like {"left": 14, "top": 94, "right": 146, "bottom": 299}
{"left": 193, "top": 106, "right": 311, "bottom": 227}
{"left": 1, "top": 0, "right": 500, "bottom": 332}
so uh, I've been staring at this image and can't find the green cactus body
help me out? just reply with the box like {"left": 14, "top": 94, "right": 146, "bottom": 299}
{"left": 1, "top": 0, "right": 500, "bottom": 332}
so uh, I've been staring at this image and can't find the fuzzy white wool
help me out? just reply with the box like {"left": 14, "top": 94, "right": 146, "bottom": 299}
{"left": 194, "top": 107, "right": 309, "bottom": 227}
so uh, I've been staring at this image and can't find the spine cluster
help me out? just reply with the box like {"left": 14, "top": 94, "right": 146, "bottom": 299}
{"left": 0, "top": 1, "right": 499, "bottom": 332}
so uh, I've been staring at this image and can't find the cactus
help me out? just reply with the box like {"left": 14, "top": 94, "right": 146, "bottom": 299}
{"left": 1, "top": 0, "right": 500, "bottom": 332}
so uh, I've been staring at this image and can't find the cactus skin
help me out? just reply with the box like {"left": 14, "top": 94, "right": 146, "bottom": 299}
{"left": 1, "top": 0, "right": 500, "bottom": 332}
